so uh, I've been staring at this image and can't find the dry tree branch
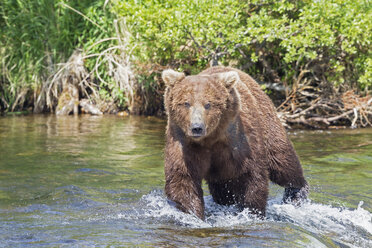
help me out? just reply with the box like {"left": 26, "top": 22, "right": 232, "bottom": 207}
{"left": 281, "top": 94, "right": 372, "bottom": 128}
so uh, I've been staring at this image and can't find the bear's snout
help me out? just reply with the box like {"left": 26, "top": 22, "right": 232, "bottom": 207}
{"left": 189, "top": 106, "right": 206, "bottom": 138}
{"left": 190, "top": 122, "right": 205, "bottom": 137}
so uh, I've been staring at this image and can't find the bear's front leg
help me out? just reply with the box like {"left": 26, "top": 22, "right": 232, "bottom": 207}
{"left": 164, "top": 139, "right": 205, "bottom": 220}
{"left": 165, "top": 173, "right": 204, "bottom": 219}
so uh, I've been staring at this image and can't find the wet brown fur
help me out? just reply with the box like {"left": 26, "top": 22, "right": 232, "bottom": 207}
{"left": 163, "top": 66, "right": 308, "bottom": 220}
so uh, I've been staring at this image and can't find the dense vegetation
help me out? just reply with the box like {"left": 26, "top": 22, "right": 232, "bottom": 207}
{"left": 116, "top": 0, "right": 371, "bottom": 87}
{"left": 1, "top": 0, "right": 371, "bottom": 127}
{"left": 0, "top": 0, "right": 117, "bottom": 113}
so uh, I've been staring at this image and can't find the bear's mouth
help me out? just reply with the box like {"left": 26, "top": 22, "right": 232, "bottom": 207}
{"left": 189, "top": 131, "right": 207, "bottom": 139}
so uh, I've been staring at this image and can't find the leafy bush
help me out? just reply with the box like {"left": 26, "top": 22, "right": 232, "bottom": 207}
{"left": 1, "top": 0, "right": 371, "bottom": 115}
{"left": 113, "top": 0, "right": 372, "bottom": 92}
{"left": 0, "top": 0, "right": 118, "bottom": 111}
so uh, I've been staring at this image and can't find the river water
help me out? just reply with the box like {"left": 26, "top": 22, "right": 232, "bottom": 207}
{"left": 0, "top": 115, "right": 371, "bottom": 247}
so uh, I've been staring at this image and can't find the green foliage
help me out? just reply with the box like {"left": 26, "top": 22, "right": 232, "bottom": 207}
{"left": 0, "top": 0, "right": 117, "bottom": 110}
{"left": 1, "top": 0, "right": 371, "bottom": 113}
{"left": 113, "top": 0, "right": 246, "bottom": 69}
{"left": 113, "top": 0, "right": 372, "bottom": 90}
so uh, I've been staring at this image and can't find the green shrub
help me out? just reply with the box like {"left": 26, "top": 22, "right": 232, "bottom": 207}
{"left": 0, "top": 0, "right": 118, "bottom": 111}
{"left": 1, "top": 0, "right": 371, "bottom": 113}
{"left": 113, "top": 0, "right": 372, "bottom": 91}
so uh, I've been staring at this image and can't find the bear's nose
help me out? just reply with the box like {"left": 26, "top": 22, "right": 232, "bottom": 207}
{"left": 191, "top": 123, "right": 205, "bottom": 136}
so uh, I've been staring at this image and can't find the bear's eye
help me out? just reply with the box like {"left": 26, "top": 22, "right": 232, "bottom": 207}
{"left": 204, "top": 103, "right": 211, "bottom": 110}
{"left": 184, "top": 102, "right": 190, "bottom": 108}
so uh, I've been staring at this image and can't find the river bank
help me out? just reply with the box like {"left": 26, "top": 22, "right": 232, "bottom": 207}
{"left": 1, "top": 0, "right": 371, "bottom": 129}
{"left": 2, "top": 88, "right": 371, "bottom": 130}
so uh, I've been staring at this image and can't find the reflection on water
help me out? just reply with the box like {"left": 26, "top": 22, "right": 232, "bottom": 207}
{"left": 0, "top": 115, "right": 371, "bottom": 247}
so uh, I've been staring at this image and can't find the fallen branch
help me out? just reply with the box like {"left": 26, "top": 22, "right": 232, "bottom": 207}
{"left": 278, "top": 86, "right": 372, "bottom": 128}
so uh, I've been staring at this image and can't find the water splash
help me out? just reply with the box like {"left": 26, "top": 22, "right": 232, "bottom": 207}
{"left": 268, "top": 199, "right": 372, "bottom": 247}
{"left": 134, "top": 190, "right": 265, "bottom": 228}
{"left": 136, "top": 190, "right": 209, "bottom": 227}
{"left": 136, "top": 190, "right": 372, "bottom": 247}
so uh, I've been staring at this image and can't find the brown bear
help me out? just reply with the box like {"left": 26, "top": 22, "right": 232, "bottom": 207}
{"left": 162, "top": 66, "right": 308, "bottom": 220}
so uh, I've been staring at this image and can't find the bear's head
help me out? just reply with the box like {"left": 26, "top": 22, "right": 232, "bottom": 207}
{"left": 162, "top": 69, "right": 241, "bottom": 141}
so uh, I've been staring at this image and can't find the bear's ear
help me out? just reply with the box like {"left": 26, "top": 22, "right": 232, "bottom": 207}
{"left": 162, "top": 69, "right": 185, "bottom": 87}
{"left": 217, "top": 71, "right": 239, "bottom": 89}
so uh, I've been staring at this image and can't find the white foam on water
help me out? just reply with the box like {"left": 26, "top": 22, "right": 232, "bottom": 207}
{"left": 268, "top": 199, "right": 372, "bottom": 247}
{"left": 138, "top": 191, "right": 210, "bottom": 228}
{"left": 136, "top": 191, "right": 268, "bottom": 228}
{"left": 134, "top": 191, "right": 372, "bottom": 247}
